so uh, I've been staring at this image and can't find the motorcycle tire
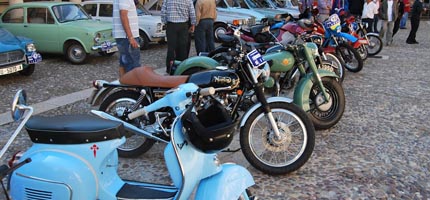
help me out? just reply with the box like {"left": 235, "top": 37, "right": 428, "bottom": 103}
{"left": 240, "top": 102, "right": 315, "bottom": 175}
{"left": 336, "top": 43, "right": 363, "bottom": 73}
{"left": 320, "top": 53, "right": 345, "bottom": 83}
{"left": 357, "top": 44, "right": 369, "bottom": 61}
{"left": 99, "top": 90, "right": 156, "bottom": 158}
{"left": 308, "top": 77, "right": 345, "bottom": 130}
{"left": 366, "top": 34, "right": 383, "bottom": 56}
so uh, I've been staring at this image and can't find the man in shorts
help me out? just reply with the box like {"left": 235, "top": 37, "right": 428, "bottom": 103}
{"left": 113, "top": 0, "right": 141, "bottom": 77}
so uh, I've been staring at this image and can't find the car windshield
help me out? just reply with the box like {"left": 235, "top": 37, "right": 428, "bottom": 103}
{"left": 136, "top": 3, "right": 151, "bottom": 16}
{"left": 244, "top": 0, "right": 265, "bottom": 8}
{"left": 53, "top": 4, "right": 90, "bottom": 23}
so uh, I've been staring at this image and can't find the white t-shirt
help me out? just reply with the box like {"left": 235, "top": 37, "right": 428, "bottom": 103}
{"left": 113, "top": 0, "right": 139, "bottom": 38}
{"left": 362, "top": 1, "right": 379, "bottom": 19}
{"left": 387, "top": 0, "right": 394, "bottom": 21}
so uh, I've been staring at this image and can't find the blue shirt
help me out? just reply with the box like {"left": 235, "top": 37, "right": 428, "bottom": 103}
{"left": 299, "top": 0, "right": 312, "bottom": 13}
{"left": 331, "top": 0, "right": 349, "bottom": 14}
{"left": 161, "top": 0, "right": 197, "bottom": 25}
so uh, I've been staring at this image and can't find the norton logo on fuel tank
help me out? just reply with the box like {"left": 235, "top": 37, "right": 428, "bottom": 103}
{"left": 212, "top": 76, "right": 239, "bottom": 86}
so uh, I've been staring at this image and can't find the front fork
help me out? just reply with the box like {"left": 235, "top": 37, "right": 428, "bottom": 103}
{"left": 254, "top": 83, "right": 282, "bottom": 140}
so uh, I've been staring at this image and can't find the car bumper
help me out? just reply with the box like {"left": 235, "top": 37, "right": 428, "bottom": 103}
{"left": 92, "top": 41, "right": 118, "bottom": 53}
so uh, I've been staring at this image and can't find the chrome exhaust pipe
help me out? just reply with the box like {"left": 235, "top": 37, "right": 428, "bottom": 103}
{"left": 90, "top": 110, "right": 169, "bottom": 143}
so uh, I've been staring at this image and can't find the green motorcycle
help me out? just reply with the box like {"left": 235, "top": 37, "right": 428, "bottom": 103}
{"left": 173, "top": 31, "right": 345, "bottom": 130}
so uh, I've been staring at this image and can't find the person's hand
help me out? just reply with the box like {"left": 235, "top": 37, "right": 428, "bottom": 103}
{"left": 189, "top": 25, "right": 195, "bottom": 33}
{"left": 129, "top": 37, "right": 140, "bottom": 49}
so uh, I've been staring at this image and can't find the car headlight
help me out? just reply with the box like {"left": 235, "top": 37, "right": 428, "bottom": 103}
{"left": 156, "top": 23, "right": 164, "bottom": 32}
{"left": 94, "top": 32, "right": 101, "bottom": 43}
{"left": 26, "top": 43, "right": 36, "bottom": 52}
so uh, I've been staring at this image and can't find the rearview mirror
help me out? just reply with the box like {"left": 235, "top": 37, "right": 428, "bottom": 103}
{"left": 11, "top": 90, "right": 27, "bottom": 121}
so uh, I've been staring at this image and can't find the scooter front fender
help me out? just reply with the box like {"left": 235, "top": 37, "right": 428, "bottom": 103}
{"left": 173, "top": 56, "right": 219, "bottom": 75}
{"left": 195, "top": 163, "right": 254, "bottom": 200}
{"left": 293, "top": 70, "right": 338, "bottom": 112}
{"left": 239, "top": 97, "right": 293, "bottom": 128}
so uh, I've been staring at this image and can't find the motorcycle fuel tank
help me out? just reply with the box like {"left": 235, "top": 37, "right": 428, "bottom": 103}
{"left": 187, "top": 69, "right": 240, "bottom": 89}
{"left": 263, "top": 48, "right": 295, "bottom": 72}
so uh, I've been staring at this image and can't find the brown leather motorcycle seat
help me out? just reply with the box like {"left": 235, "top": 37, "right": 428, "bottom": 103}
{"left": 119, "top": 66, "right": 189, "bottom": 88}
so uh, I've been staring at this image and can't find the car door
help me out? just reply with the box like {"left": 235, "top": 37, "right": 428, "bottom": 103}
{"left": 98, "top": 3, "right": 113, "bottom": 23}
{"left": 0, "top": 7, "right": 27, "bottom": 36}
{"left": 25, "top": 7, "right": 60, "bottom": 53}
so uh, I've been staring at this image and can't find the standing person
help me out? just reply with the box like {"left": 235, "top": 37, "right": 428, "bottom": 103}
{"left": 113, "top": 0, "right": 141, "bottom": 77}
{"left": 317, "top": 0, "right": 332, "bottom": 22}
{"left": 298, "top": 0, "right": 312, "bottom": 18}
{"left": 373, "top": 0, "right": 381, "bottom": 32}
{"left": 399, "top": 0, "right": 410, "bottom": 29}
{"left": 349, "top": 0, "right": 365, "bottom": 19}
{"left": 378, "top": 0, "right": 399, "bottom": 46}
{"left": 362, "top": 0, "right": 379, "bottom": 33}
{"left": 161, "top": 0, "right": 197, "bottom": 74}
{"left": 194, "top": 0, "right": 217, "bottom": 55}
{"left": 392, "top": 0, "right": 404, "bottom": 36}
{"left": 406, "top": 0, "right": 424, "bottom": 44}
{"left": 331, "top": 0, "right": 349, "bottom": 14}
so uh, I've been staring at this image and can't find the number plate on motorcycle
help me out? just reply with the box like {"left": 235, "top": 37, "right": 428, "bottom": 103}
{"left": 246, "top": 49, "right": 266, "bottom": 68}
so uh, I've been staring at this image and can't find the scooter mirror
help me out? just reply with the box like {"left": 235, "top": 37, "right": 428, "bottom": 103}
{"left": 11, "top": 89, "right": 27, "bottom": 121}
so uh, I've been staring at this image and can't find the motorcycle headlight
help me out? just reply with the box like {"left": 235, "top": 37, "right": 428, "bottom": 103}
{"left": 26, "top": 43, "right": 36, "bottom": 52}
{"left": 305, "top": 42, "right": 320, "bottom": 58}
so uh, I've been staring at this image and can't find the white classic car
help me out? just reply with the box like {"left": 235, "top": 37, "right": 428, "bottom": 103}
{"left": 81, "top": 0, "right": 166, "bottom": 49}
{"left": 143, "top": 0, "right": 257, "bottom": 42}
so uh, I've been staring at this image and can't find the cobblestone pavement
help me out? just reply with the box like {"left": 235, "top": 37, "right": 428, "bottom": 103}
{"left": 0, "top": 22, "right": 429, "bottom": 199}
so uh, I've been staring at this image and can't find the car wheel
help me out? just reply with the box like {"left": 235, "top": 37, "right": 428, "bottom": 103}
{"left": 18, "top": 64, "right": 35, "bottom": 76}
{"left": 139, "top": 31, "right": 150, "bottom": 50}
{"left": 213, "top": 23, "right": 228, "bottom": 43}
{"left": 66, "top": 42, "right": 88, "bottom": 64}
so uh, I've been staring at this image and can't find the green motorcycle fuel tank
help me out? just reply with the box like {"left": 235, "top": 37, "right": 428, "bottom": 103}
{"left": 263, "top": 47, "right": 295, "bottom": 72}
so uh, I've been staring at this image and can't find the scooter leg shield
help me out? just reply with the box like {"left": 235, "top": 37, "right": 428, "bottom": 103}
{"left": 194, "top": 163, "right": 254, "bottom": 200}
{"left": 293, "top": 70, "right": 339, "bottom": 112}
{"left": 10, "top": 151, "right": 99, "bottom": 200}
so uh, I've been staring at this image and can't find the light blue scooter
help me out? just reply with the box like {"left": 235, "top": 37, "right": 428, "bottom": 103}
{"left": 2, "top": 83, "right": 255, "bottom": 200}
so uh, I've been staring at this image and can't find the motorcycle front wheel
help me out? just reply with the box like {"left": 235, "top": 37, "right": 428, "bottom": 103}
{"left": 336, "top": 43, "right": 363, "bottom": 73}
{"left": 366, "top": 34, "right": 383, "bottom": 56}
{"left": 320, "top": 52, "right": 345, "bottom": 83}
{"left": 240, "top": 102, "right": 315, "bottom": 175}
{"left": 308, "top": 77, "right": 345, "bottom": 130}
{"left": 99, "top": 90, "right": 156, "bottom": 158}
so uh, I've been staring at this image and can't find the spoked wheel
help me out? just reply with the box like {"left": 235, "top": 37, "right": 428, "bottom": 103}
{"left": 366, "top": 34, "right": 383, "bottom": 56}
{"left": 99, "top": 90, "right": 156, "bottom": 157}
{"left": 240, "top": 102, "right": 315, "bottom": 175}
{"left": 336, "top": 43, "right": 363, "bottom": 73}
{"left": 308, "top": 77, "right": 345, "bottom": 130}
{"left": 357, "top": 44, "right": 368, "bottom": 60}
{"left": 320, "top": 52, "right": 344, "bottom": 83}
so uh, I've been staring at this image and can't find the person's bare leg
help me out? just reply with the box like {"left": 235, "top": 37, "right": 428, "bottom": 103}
{"left": 119, "top": 66, "right": 126, "bottom": 78}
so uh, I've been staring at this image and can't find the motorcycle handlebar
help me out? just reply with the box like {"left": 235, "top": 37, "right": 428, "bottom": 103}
{"left": 200, "top": 87, "right": 215, "bottom": 97}
{"left": 128, "top": 87, "right": 215, "bottom": 120}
